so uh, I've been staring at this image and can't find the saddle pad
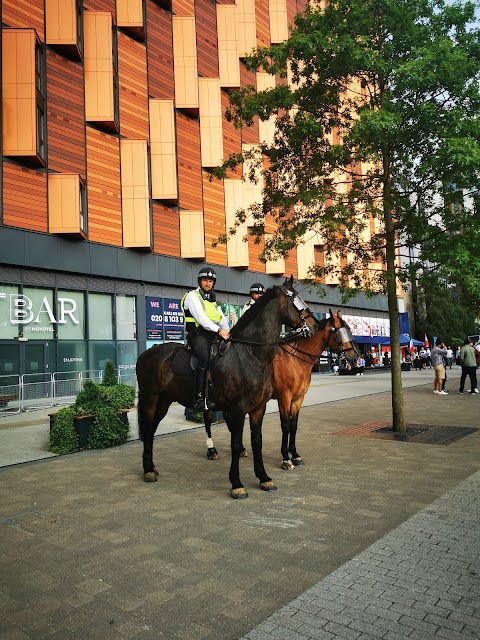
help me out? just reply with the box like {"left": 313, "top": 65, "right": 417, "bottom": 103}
{"left": 171, "top": 348, "right": 197, "bottom": 376}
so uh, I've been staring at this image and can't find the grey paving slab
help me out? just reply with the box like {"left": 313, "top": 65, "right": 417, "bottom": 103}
{"left": 0, "top": 368, "right": 479, "bottom": 639}
{"left": 241, "top": 471, "right": 480, "bottom": 640}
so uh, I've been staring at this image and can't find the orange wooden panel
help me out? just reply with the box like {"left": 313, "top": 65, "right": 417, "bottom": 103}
{"left": 221, "top": 90, "right": 242, "bottom": 179}
{"left": 118, "top": 32, "right": 149, "bottom": 139}
{"left": 256, "top": 0, "right": 270, "bottom": 48}
{"left": 202, "top": 172, "right": 227, "bottom": 266}
{"left": 2, "top": 162, "right": 47, "bottom": 231}
{"left": 171, "top": 0, "right": 194, "bottom": 16}
{"left": 240, "top": 62, "right": 259, "bottom": 144}
{"left": 85, "top": 127, "right": 122, "bottom": 245}
{"left": 284, "top": 247, "right": 298, "bottom": 279}
{"left": 46, "top": 50, "right": 86, "bottom": 178}
{"left": 314, "top": 246, "right": 326, "bottom": 284}
{"left": 145, "top": 1, "right": 174, "bottom": 99}
{"left": 83, "top": 0, "right": 116, "bottom": 12}
{"left": 153, "top": 202, "right": 181, "bottom": 256}
{"left": 176, "top": 112, "right": 203, "bottom": 210}
{"left": 195, "top": 0, "right": 219, "bottom": 78}
{"left": 296, "top": 0, "right": 308, "bottom": 13}
{"left": 2, "top": 0, "right": 44, "bottom": 39}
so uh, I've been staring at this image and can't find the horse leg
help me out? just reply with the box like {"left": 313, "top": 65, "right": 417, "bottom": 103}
{"left": 279, "top": 411, "right": 295, "bottom": 470}
{"left": 204, "top": 409, "right": 219, "bottom": 460}
{"left": 249, "top": 405, "right": 277, "bottom": 492}
{"left": 224, "top": 412, "right": 248, "bottom": 499}
{"left": 289, "top": 412, "right": 305, "bottom": 467}
{"left": 139, "top": 394, "right": 170, "bottom": 482}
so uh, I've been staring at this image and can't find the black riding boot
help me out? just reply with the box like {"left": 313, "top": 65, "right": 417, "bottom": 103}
{"left": 193, "top": 367, "right": 208, "bottom": 410}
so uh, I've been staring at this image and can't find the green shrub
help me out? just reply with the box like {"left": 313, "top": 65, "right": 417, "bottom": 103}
{"left": 101, "top": 360, "right": 118, "bottom": 386}
{"left": 48, "top": 407, "right": 79, "bottom": 454}
{"left": 101, "top": 384, "right": 136, "bottom": 411}
{"left": 87, "top": 407, "right": 129, "bottom": 449}
{"left": 75, "top": 379, "right": 104, "bottom": 415}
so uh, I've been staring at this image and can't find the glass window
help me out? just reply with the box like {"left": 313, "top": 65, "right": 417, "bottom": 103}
{"left": 0, "top": 284, "right": 19, "bottom": 339}
{"left": 22, "top": 288, "right": 55, "bottom": 340}
{"left": 88, "top": 293, "right": 113, "bottom": 339}
{"left": 57, "top": 341, "right": 87, "bottom": 373}
{"left": 116, "top": 295, "right": 136, "bottom": 340}
{"left": 0, "top": 344, "right": 20, "bottom": 377}
{"left": 117, "top": 342, "right": 138, "bottom": 387}
{"left": 57, "top": 290, "right": 85, "bottom": 340}
{"left": 89, "top": 341, "right": 116, "bottom": 372}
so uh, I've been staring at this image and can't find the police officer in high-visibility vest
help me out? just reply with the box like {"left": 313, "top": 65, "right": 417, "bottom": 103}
{"left": 241, "top": 282, "right": 266, "bottom": 316}
{"left": 181, "top": 267, "right": 230, "bottom": 410}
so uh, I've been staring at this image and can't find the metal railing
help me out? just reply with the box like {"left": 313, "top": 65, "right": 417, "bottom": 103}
{"left": 0, "top": 375, "right": 21, "bottom": 415}
{"left": 0, "top": 369, "right": 138, "bottom": 416}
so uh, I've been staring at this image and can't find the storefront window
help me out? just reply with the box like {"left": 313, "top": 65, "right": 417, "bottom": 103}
{"left": 57, "top": 342, "right": 87, "bottom": 373}
{"left": 0, "top": 344, "right": 20, "bottom": 377}
{"left": 116, "top": 295, "right": 136, "bottom": 340}
{"left": 57, "top": 290, "right": 85, "bottom": 340}
{"left": 89, "top": 341, "right": 115, "bottom": 372}
{"left": 0, "top": 284, "right": 19, "bottom": 339}
{"left": 22, "top": 288, "right": 55, "bottom": 340}
{"left": 88, "top": 293, "right": 113, "bottom": 339}
{"left": 117, "top": 341, "right": 138, "bottom": 386}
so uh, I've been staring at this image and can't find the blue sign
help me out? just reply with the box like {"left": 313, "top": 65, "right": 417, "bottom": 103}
{"left": 163, "top": 298, "right": 185, "bottom": 342}
{"left": 146, "top": 297, "right": 164, "bottom": 340}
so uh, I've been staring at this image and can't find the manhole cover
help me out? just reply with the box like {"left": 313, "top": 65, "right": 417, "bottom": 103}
{"left": 331, "top": 422, "right": 478, "bottom": 445}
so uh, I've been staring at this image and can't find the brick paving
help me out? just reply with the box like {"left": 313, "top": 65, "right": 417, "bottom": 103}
{"left": 0, "top": 376, "right": 479, "bottom": 639}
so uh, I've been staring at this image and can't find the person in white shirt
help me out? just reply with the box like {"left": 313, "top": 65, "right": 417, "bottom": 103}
{"left": 181, "top": 267, "right": 230, "bottom": 410}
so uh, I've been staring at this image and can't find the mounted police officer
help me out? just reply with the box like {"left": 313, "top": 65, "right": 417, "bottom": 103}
{"left": 181, "top": 267, "right": 230, "bottom": 410}
{"left": 241, "top": 282, "right": 265, "bottom": 315}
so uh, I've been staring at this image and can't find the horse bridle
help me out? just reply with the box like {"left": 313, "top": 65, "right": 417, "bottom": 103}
{"left": 279, "top": 285, "right": 316, "bottom": 338}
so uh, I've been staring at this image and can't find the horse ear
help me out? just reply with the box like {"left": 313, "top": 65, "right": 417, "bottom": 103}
{"left": 337, "top": 310, "right": 342, "bottom": 319}
{"left": 329, "top": 308, "right": 334, "bottom": 318}
{"left": 287, "top": 275, "right": 294, "bottom": 289}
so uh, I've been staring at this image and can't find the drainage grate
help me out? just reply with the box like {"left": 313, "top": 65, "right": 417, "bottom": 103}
{"left": 331, "top": 422, "right": 479, "bottom": 445}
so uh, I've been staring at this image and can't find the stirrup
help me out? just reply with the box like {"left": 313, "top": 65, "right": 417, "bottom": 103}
{"left": 193, "top": 398, "right": 208, "bottom": 411}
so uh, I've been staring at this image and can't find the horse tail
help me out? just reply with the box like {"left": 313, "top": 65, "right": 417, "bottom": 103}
{"left": 137, "top": 392, "right": 147, "bottom": 442}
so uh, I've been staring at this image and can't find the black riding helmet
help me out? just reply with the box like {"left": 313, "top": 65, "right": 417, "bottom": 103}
{"left": 250, "top": 283, "right": 265, "bottom": 294}
{"left": 198, "top": 267, "right": 217, "bottom": 286}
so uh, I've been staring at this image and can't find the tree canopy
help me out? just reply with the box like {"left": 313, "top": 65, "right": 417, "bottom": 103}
{"left": 215, "top": 0, "right": 480, "bottom": 431}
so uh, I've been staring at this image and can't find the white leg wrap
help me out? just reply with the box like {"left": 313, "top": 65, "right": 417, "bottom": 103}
{"left": 206, "top": 438, "right": 214, "bottom": 448}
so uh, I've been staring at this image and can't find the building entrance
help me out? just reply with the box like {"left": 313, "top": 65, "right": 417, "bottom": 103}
{"left": 0, "top": 341, "right": 53, "bottom": 379}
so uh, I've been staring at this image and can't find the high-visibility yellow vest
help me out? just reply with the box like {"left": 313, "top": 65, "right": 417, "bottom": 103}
{"left": 181, "top": 289, "right": 222, "bottom": 329}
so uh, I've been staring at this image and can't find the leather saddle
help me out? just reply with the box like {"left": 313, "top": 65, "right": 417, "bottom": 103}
{"left": 171, "top": 338, "right": 230, "bottom": 376}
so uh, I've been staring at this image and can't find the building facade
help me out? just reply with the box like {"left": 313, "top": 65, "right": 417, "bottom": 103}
{"left": 1, "top": 0, "right": 391, "bottom": 379}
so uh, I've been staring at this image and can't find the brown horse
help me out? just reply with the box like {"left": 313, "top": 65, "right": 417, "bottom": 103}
{"left": 203, "top": 310, "right": 360, "bottom": 468}
{"left": 273, "top": 309, "right": 359, "bottom": 469}
{"left": 136, "top": 277, "right": 317, "bottom": 499}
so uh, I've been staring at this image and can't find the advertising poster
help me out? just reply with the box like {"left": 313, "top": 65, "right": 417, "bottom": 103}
{"left": 163, "top": 298, "right": 185, "bottom": 342}
{"left": 220, "top": 303, "right": 240, "bottom": 329}
{"left": 145, "top": 297, "right": 164, "bottom": 340}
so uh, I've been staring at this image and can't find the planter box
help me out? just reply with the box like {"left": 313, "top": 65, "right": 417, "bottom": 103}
{"left": 74, "top": 415, "right": 95, "bottom": 448}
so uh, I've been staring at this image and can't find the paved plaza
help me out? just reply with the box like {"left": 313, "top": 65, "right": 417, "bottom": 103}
{"left": 0, "top": 369, "right": 479, "bottom": 639}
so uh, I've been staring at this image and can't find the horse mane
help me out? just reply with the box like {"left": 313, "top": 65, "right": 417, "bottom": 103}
{"left": 230, "top": 286, "right": 280, "bottom": 337}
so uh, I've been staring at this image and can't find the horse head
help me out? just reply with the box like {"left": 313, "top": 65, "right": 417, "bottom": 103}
{"left": 279, "top": 276, "right": 317, "bottom": 338}
{"left": 327, "top": 308, "right": 361, "bottom": 365}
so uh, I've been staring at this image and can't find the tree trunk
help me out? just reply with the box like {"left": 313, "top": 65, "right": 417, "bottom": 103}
{"left": 384, "top": 177, "right": 406, "bottom": 433}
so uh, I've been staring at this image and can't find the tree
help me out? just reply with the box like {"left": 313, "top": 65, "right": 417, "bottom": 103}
{"left": 214, "top": 0, "right": 480, "bottom": 432}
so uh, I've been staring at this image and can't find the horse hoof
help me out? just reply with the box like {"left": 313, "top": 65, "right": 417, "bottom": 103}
{"left": 281, "top": 460, "right": 295, "bottom": 470}
{"left": 153, "top": 467, "right": 160, "bottom": 476}
{"left": 260, "top": 480, "right": 278, "bottom": 492}
{"left": 207, "top": 448, "right": 219, "bottom": 460}
{"left": 143, "top": 472, "right": 158, "bottom": 482}
{"left": 230, "top": 487, "right": 248, "bottom": 499}
{"left": 292, "top": 458, "right": 304, "bottom": 467}
{"left": 240, "top": 448, "right": 248, "bottom": 458}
